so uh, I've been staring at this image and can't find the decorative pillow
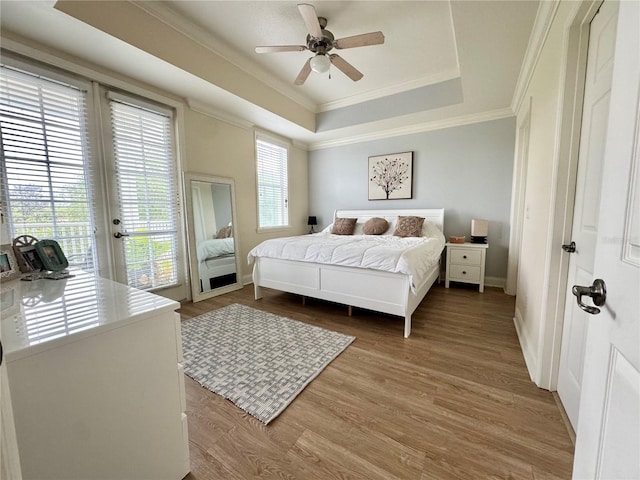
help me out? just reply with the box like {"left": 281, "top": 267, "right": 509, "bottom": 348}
{"left": 215, "top": 225, "right": 233, "bottom": 238}
{"left": 331, "top": 217, "right": 357, "bottom": 235}
{"left": 363, "top": 217, "right": 389, "bottom": 235}
{"left": 393, "top": 216, "right": 425, "bottom": 237}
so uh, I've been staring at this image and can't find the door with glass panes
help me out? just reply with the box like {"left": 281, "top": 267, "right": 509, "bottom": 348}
{"left": 0, "top": 60, "right": 186, "bottom": 300}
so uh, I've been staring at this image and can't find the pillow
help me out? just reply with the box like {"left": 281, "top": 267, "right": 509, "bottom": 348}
{"left": 331, "top": 217, "right": 357, "bottom": 235}
{"left": 363, "top": 217, "right": 389, "bottom": 235}
{"left": 215, "top": 225, "right": 233, "bottom": 238}
{"left": 393, "top": 216, "right": 425, "bottom": 237}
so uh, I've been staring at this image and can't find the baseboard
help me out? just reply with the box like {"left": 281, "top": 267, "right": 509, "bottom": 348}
{"left": 553, "top": 392, "right": 576, "bottom": 446}
{"left": 242, "top": 273, "right": 253, "bottom": 285}
{"left": 485, "top": 276, "right": 506, "bottom": 290}
{"left": 513, "top": 307, "right": 538, "bottom": 383}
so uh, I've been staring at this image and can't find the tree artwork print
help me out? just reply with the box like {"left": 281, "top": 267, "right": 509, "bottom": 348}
{"left": 368, "top": 152, "right": 413, "bottom": 200}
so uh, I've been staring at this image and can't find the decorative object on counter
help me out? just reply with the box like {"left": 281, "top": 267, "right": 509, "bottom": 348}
{"left": 471, "top": 219, "right": 489, "bottom": 244}
{"left": 307, "top": 215, "right": 317, "bottom": 233}
{"left": 449, "top": 236, "right": 465, "bottom": 244}
{"left": 181, "top": 303, "right": 355, "bottom": 424}
{"left": 34, "top": 239, "right": 73, "bottom": 280}
{"left": 368, "top": 151, "right": 413, "bottom": 200}
{"left": 0, "top": 244, "right": 21, "bottom": 281}
{"left": 13, "top": 234, "right": 42, "bottom": 275}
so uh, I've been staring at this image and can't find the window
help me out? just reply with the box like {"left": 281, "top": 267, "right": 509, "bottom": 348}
{"left": 0, "top": 65, "right": 97, "bottom": 270}
{"left": 256, "top": 134, "right": 289, "bottom": 229}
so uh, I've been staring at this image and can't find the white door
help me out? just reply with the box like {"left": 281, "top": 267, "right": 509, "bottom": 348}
{"left": 100, "top": 92, "right": 186, "bottom": 301}
{"left": 572, "top": 0, "right": 640, "bottom": 477}
{"left": 557, "top": 0, "right": 618, "bottom": 430}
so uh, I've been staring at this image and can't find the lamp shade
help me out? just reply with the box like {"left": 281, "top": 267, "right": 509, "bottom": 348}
{"left": 471, "top": 219, "right": 489, "bottom": 237}
{"left": 307, "top": 216, "right": 317, "bottom": 226}
{"left": 310, "top": 54, "right": 331, "bottom": 73}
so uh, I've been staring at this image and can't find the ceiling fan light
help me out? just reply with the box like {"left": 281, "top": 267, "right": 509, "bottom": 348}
{"left": 310, "top": 54, "right": 331, "bottom": 73}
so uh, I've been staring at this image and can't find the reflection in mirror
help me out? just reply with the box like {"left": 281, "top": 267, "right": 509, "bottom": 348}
{"left": 184, "top": 174, "right": 242, "bottom": 302}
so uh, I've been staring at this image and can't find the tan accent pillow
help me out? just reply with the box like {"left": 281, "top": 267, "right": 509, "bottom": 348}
{"left": 331, "top": 217, "right": 357, "bottom": 235}
{"left": 363, "top": 217, "right": 389, "bottom": 235}
{"left": 393, "top": 216, "right": 425, "bottom": 237}
{"left": 215, "top": 225, "right": 233, "bottom": 238}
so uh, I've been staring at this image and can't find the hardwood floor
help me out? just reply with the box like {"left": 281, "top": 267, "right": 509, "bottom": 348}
{"left": 178, "top": 284, "right": 574, "bottom": 480}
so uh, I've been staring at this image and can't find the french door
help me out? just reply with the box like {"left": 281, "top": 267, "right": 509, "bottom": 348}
{"left": 0, "top": 60, "right": 186, "bottom": 300}
{"left": 99, "top": 91, "right": 183, "bottom": 296}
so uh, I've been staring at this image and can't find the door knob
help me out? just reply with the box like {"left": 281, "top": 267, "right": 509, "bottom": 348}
{"left": 562, "top": 241, "right": 576, "bottom": 253}
{"left": 113, "top": 232, "right": 130, "bottom": 239}
{"left": 572, "top": 279, "right": 606, "bottom": 315}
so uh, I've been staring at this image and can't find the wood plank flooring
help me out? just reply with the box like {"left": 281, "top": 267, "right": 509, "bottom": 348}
{"left": 178, "top": 284, "right": 574, "bottom": 479}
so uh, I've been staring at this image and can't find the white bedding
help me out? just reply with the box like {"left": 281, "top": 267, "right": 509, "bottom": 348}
{"left": 197, "top": 237, "right": 235, "bottom": 262}
{"left": 248, "top": 225, "right": 445, "bottom": 292}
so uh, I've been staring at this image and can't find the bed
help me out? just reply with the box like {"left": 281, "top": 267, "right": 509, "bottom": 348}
{"left": 197, "top": 237, "right": 236, "bottom": 293}
{"left": 248, "top": 208, "right": 445, "bottom": 337}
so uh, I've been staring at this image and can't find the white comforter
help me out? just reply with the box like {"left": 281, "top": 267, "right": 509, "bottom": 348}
{"left": 247, "top": 230, "right": 445, "bottom": 292}
{"left": 197, "top": 237, "right": 235, "bottom": 262}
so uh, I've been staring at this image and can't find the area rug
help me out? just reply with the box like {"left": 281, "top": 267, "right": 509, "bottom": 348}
{"left": 181, "top": 303, "right": 355, "bottom": 424}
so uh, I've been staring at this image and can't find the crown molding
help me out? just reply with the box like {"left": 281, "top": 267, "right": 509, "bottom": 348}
{"left": 131, "top": 1, "right": 317, "bottom": 113}
{"left": 292, "top": 140, "right": 310, "bottom": 151}
{"left": 511, "top": 0, "right": 560, "bottom": 114}
{"left": 186, "top": 98, "right": 254, "bottom": 130}
{"left": 317, "top": 69, "right": 461, "bottom": 112}
{"left": 308, "top": 107, "right": 514, "bottom": 150}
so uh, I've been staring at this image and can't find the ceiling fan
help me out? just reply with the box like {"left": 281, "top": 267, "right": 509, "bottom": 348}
{"left": 255, "top": 3, "right": 385, "bottom": 85}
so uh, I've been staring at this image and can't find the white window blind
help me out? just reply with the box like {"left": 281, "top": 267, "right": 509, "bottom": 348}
{"left": 109, "top": 98, "right": 178, "bottom": 290}
{"left": 256, "top": 135, "right": 289, "bottom": 228}
{"left": 0, "top": 65, "right": 97, "bottom": 270}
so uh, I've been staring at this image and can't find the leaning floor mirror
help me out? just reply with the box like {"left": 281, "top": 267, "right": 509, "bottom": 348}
{"left": 184, "top": 173, "right": 242, "bottom": 302}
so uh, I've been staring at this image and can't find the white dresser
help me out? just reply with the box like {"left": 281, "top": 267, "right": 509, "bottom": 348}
{"left": 0, "top": 272, "right": 190, "bottom": 480}
{"left": 445, "top": 242, "right": 489, "bottom": 292}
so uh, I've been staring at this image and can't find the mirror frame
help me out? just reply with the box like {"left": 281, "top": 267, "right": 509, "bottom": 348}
{"left": 183, "top": 172, "right": 242, "bottom": 302}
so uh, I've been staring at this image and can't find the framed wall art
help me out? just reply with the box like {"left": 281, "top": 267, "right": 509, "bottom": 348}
{"left": 368, "top": 151, "right": 413, "bottom": 200}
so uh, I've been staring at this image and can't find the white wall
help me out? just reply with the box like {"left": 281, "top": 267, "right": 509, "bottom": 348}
{"left": 512, "top": 1, "right": 588, "bottom": 387}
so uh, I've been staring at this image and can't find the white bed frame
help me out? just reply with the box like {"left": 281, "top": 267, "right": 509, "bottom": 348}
{"left": 199, "top": 254, "right": 237, "bottom": 293}
{"left": 252, "top": 208, "right": 445, "bottom": 337}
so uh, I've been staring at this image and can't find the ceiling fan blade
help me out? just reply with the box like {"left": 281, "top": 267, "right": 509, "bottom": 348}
{"left": 335, "top": 31, "right": 385, "bottom": 49}
{"left": 255, "top": 45, "right": 307, "bottom": 54}
{"left": 295, "top": 58, "right": 312, "bottom": 85}
{"left": 329, "top": 54, "right": 363, "bottom": 82}
{"left": 298, "top": 3, "right": 323, "bottom": 39}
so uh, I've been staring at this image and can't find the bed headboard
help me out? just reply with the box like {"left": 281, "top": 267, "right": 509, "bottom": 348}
{"left": 334, "top": 208, "right": 445, "bottom": 232}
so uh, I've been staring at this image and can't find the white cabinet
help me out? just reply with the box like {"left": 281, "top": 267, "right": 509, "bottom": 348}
{"left": 445, "top": 242, "right": 488, "bottom": 292}
{"left": 0, "top": 272, "right": 190, "bottom": 480}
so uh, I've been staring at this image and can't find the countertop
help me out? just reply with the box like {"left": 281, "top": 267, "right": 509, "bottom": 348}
{"left": 0, "top": 271, "right": 180, "bottom": 362}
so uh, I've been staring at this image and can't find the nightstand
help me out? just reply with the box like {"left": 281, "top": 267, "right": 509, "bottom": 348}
{"left": 445, "top": 242, "right": 488, "bottom": 292}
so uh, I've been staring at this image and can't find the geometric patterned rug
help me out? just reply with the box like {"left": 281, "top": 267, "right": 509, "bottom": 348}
{"left": 181, "top": 303, "right": 355, "bottom": 424}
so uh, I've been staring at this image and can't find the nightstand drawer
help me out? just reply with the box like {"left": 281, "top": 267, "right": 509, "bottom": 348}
{"left": 449, "top": 248, "right": 482, "bottom": 265}
{"left": 448, "top": 264, "right": 481, "bottom": 283}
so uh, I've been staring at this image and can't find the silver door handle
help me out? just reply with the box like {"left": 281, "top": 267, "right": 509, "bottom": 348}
{"left": 572, "top": 279, "right": 606, "bottom": 315}
{"left": 113, "top": 232, "right": 130, "bottom": 239}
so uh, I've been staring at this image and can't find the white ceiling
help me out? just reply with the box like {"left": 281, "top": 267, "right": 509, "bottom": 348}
{"left": 0, "top": 1, "right": 540, "bottom": 149}
{"left": 151, "top": 1, "right": 461, "bottom": 108}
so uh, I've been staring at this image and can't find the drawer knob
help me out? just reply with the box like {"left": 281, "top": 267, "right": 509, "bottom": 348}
{"left": 462, "top": 271, "right": 467, "bottom": 274}
{"left": 463, "top": 255, "right": 467, "bottom": 259}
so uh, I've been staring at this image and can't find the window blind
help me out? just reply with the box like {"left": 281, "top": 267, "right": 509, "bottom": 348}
{"left": 109, "top": 98, "right": 178, "bottom": 290}
{"left": 256, "top": 136, "right": 289, "bottom": 228}
{"left": 0, "top": 65, "right": 97, "bottom": 270}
